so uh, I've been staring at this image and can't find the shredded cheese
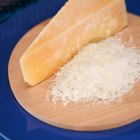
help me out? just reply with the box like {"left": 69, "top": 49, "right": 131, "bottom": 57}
{"left": 48, "top": 37, "right": 140, "bottom": 106}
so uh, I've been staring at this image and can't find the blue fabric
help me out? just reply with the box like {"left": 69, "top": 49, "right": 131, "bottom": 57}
{"left": 0, "top": 0, "right": 140, "bottom": 139}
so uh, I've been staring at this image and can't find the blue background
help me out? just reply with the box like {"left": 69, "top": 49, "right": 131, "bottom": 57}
{"left": 0, "top": 0, "right": 140, "bottom": 139}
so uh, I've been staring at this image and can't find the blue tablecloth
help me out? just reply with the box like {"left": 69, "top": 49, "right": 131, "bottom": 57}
{"left": 0, "top": 0, "right": 140, "bottom": 140}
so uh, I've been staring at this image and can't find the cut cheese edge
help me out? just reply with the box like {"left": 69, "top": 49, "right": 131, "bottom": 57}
{"left": 20, "top": 0, "right": 128, "bottom": 86}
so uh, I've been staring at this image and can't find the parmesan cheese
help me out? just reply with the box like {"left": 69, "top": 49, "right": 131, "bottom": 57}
{"left": 49, "top": 37, "right": 140, "bottom": 106}
{"left": 20, "top": 0, "right": 127, "bottom": 86}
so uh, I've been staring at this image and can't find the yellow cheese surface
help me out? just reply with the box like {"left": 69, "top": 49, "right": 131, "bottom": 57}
{"left": 20, "top": 0, "right": 128, "bottom": 86}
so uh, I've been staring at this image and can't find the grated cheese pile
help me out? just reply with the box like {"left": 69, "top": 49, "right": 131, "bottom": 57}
{"left": 48, "top": 37, "right": 140, "bottom": 106}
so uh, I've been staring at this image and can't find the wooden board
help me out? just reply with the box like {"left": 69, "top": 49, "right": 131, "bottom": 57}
{"left": 8, "top": 14, "right": 140, "bottom": 131}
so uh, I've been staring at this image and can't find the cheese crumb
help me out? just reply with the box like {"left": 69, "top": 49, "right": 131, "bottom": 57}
{"left": 48, "top": 37, "right": 140, "bottom": 106}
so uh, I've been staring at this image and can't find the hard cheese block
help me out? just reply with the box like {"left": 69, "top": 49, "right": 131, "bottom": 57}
{"left": 20, "top": 0, "right": 128, "bottom": 86}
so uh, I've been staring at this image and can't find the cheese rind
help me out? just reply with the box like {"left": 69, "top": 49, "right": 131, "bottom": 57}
{"left": 20, "top": 0, "right": 128, "bottom": 86}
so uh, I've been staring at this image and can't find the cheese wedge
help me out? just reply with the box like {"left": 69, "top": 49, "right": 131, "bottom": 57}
{"left": 20, "top": 0, "right": 128, "bottom": 86}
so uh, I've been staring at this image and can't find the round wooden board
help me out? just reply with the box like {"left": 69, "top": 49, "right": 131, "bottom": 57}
{"left": 8, "top": 14, "right": 140, "bottom": 131}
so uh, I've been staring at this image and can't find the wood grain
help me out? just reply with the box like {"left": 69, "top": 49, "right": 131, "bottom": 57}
{"left": 8, "top": 14, "right": 140, "bottom": 131}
